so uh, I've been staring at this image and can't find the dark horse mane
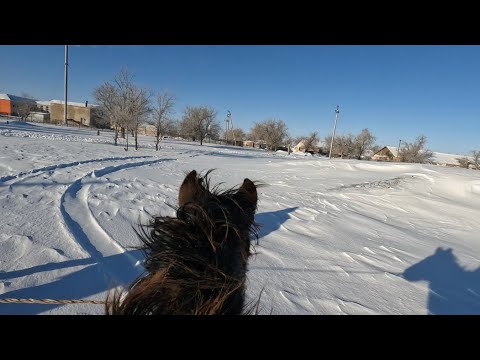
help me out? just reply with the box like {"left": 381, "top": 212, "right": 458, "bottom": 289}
{"left": 106, "top": 169, "right": 260, "bottom": 315}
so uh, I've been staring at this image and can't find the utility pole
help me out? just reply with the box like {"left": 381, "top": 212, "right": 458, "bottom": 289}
{"left": 64, "top": 45, "right": 68, "bottom": 125}
{"left": 227, "top": 110, "right": 236, "bottom": 145}
{"left": 397, "top": 139, "right": 402, "bottom": 161}
{"left": 225, "top": 117, "right": 229, "bottom": 144}
{"left": 328, "top": 105, "right": 340, "bottom": 159}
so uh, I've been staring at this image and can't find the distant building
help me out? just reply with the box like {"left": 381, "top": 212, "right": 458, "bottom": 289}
{"left": 0, "top": 93, "right": 37, "bottom": 116}
{"left": 137, "top": 124, "right": 157, "bottom": 136}
{"left": 372, "top": 146, "right": 470, "bottom": 167}
{"left": 48, "top": 100, "right": 101, "bottom": 126}
{"left": 293, "top": 139, "right": 325, "bottom": 154}
{"left": 372, "top": 146, "right": 399, "bottom": 161}
{"left": 243, "top": 140, "right": 266, "bottom": 148}
{"left": 26, "top": 112, "right": 50, "bottom": 123}
{"left": 36, "top": 100, "right": 51, "bottom": 113}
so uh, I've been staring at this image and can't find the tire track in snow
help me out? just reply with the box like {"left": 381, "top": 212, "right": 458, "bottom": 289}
{"left": 60, "top": 158, "right": 175, "bottom": 282}
{"left": 0, "top": 155, "right": 153, "bottom": 184}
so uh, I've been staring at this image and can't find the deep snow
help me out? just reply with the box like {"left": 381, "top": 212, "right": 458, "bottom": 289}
{"left": 1, "top": 120, "right": 479, "bottom": 315}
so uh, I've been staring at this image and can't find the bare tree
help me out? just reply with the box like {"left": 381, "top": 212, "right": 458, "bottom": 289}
{"left": 90, "top": 107, "right": 110, "bottom": 129}
{"left": 206, "top": 121, "right": 222, "bottom": 142}
{"left": 285, "top": 135, "right": 298, "bottom": 155}
{"left": 17, "top": 101, "right": 37, "bottom": 121}
{"left": 290, "top": 136, "right": 303, "bottom": 146}
{"left": 126, "top": 85, "right": 151, "bottom": 151}
{"left": 93, "top": 68, "right": 150, "bottom": 149}
{"left": 151, "top": 91, "right": 175, "bottom": 151}
{"left": 371, "top": 144, "right": 382, "bottom": 155}
{"left": 353, "top": 128, "right": 376, "bottom": 160}
{"left": 302, "top": 131, "right": 320, "bottom": 153}
{"left": 180, "top": 106, "right": 218, "bottom": 145}
{"left": 293, "top": 132, "right": 319, "bottom": 153}
{"left": 249, "top": 119, "right": 288, "bottom": 151}
{"left": 167, "top": 120, "right": 181, "bottom": 138}
{"left": 324, "top": 135, "right": 334, "bottom": 156}
{"left": 471, "top": 150, "right": 480, "bottom": 170}
{"left": 398, "top": 135, "right": 434, "bottom": 163}
{"left": 93, "top": 70, "right": 133, "bottom": 146}
{"left": 16, "top": 92, "right": 38, "bottom": 121}
{"left": 113, "top": 69, "right": 137, "bottom": 142}
{"left": 337, "top": 134, "right": 355, "bottom": 159}
{"left": 180, "top": 117, "right": 195, "bottom": 142}
{"left": 456, "top": 157, "right": 471, "bottom": 168}
{"left": 324, "top": 133, "right": 354, "bottom": 158}
{"left": 223, "top": 128, "right": 246, "bottom": 144}
{"left": 94, "top": 82, "right": 116, "bottom": 142}
{"left": 248, "top": 122, "right": 266, "bottom": 142}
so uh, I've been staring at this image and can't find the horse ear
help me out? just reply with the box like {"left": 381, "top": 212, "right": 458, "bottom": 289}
{"left": 179, "top": 170, "right": 204, "bottom": 207}
{"left": 238, "top": 178, "right": 257, "bottom": 205}
{"left": 435, "top": 247, "right": 452, "bottom": 254}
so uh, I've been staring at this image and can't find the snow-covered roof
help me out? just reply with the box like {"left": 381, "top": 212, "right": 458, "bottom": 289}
{"left": 294, "top": 139, "right": 325, "bottom": 148}
{"left": 36, "top": 100, "right": 51, "bottom": 106}
{"left": 431, "top": 151, "right": 473, "bottom": 165}
{"left": 0, "top": 93, "right": 36, "bottom": 102}
{"left": 378, "top": 145, "right": 472, "bottom": 166}
{"left": 50, "top": 99, "right": 99, "bottom": 107}
{"left": 385, "top": 146, "right": 399, "bottom": 158}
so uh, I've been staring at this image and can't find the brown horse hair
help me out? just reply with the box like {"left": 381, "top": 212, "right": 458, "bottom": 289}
{"left": 106, "top": 169, "right": 261, "bottom": 315}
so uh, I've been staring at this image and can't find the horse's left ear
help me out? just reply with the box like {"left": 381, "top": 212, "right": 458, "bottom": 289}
{"left": 238, "top": 178, "right": 257, "bottom": 205}
{"left": 179, "top": 170, "right": 206, "bottom": 207}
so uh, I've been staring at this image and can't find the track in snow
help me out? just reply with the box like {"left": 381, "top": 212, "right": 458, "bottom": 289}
{"left": 59, "top": 158, "right": 175, "bottom": 283}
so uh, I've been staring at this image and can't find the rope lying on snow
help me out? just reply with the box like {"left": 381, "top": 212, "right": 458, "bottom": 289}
{"left": 0, "top": 297, "right": 105, "bottom": 305}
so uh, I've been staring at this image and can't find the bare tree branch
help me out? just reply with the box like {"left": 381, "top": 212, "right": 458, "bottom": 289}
{"left": 471, "top": 150, "right": 480, "bottom": 170}
{"left": 249, "top": 119, "right": 288, "bottom": 151}
{"left": 353, "top": 128, "right": 376, "bottom": 160}
{"left": 456, "top": 156, "right": 471, "bottom": 168}
{"left": 180, "top": 106, "right": 218, "bottom": 145}
{"left": 93, "top": 68, "right": 151, "bottom": 149}
{"left": 150, "top": 92, "right": 175, "bottom": 151}
{"left": 398, "top": 135, "right": 434, "bottom": 163}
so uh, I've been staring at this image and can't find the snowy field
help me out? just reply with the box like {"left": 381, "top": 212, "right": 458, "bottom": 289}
{"left": 1, "top": 119, "right": 479, "bottom": 315}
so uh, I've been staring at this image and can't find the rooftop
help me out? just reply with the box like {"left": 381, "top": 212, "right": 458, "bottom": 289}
{"left": 0, "top": 93, "right": 37, "bottom": 103}
{"left": 50, "top": 99, "right": 99, "bottom": 107}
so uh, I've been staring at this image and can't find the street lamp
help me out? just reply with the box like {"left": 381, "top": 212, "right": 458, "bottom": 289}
{"left": 397, "top": 139, "right": 402, "bottom": 160}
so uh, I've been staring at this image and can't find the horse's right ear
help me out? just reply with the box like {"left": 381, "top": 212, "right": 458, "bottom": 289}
{"left": 238, "top": 178, "right": 258, "bottom": 206}
{"left": 179, "top": 170, "right": 205, "bottom": 207}
{"left": 435, "top": 247, "right": 452, "bottom": 254}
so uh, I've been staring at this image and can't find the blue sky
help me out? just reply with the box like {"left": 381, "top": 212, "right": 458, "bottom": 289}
{"left": 1, "top": 45, "right": 479, "bottom": 154}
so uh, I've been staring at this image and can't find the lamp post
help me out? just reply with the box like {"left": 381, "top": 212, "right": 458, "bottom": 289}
{"left": 397, "top": 139, "right": 402, "bottom": 161}
{"left": 328, "top": 105, "right": 340, "bottom": 159}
